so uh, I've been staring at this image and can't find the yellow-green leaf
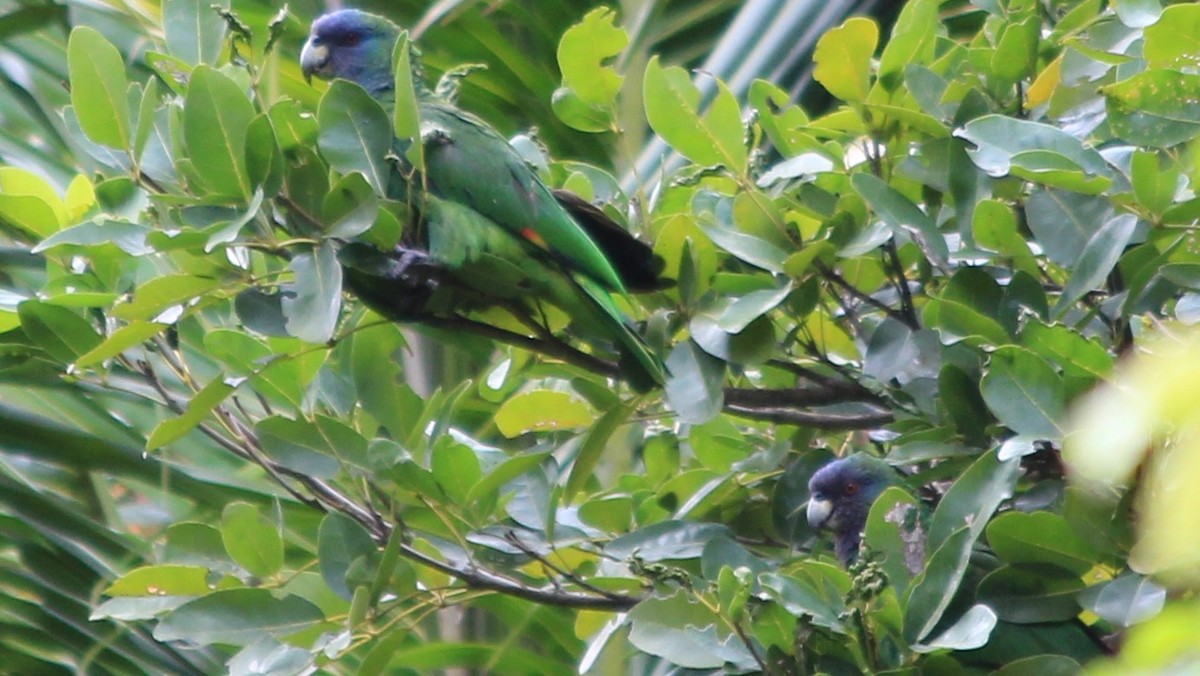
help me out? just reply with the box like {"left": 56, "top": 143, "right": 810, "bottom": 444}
{"left": 105, "top": 565, "right": 212, "bottom": 597}
{"left": 0, "top": 167, "right": 67, "bottom": 238}
{"left": 813, "top": 17, "right": 879, "bottom": 103}
{"left": 68, "top": 26, "right": 131, "bottom": 149}
{"left": 184, "top": 66, "right": 254, "bottom": 200}
{"left": 558, "top": 7, "right": 627, "bottom": 106}
{"left": 75, "top": 321, "right": 170, "bottom": 368}
{"left": 112, "top": 274, "right": 224, "bottom": 321}
{"left": 643, "top": 56, "right": 747, "bottom": 173}
{"left": 494, "top": 390, "right": 593, "bottom": 438}
{"left": 147, "top": 377, "right": 236, "bottom": 450}
{"left": 393, "top": 32, "right": 424, "bottom": 173}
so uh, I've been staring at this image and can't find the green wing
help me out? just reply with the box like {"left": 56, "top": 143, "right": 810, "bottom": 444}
{"left": 419, "top": 102, "right": 626, "bottom": 293}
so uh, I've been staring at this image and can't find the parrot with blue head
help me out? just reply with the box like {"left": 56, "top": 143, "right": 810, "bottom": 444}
{"left": 806, "top": 453, "right": 898, "bottom": 565}
{"left": 300, "top": 9, "right": 665, "bottom": 388}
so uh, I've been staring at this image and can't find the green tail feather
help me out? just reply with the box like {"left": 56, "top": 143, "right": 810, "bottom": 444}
{"left": 572, "top": 276, "right": 665, "bottom": 389}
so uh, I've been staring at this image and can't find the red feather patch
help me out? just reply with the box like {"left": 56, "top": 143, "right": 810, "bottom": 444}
{"left": 520, "top": 227, "right": 548, "bottom": 249}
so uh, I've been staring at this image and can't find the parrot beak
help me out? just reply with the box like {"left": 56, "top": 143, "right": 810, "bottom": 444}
{"left": 299, "top": 39, "right": 328, "bottom": 84}
{"left": 806, "top": 496, "right": 833, "bottom": 529}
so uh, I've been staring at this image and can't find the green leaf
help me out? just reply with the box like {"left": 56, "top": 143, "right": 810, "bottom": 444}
{"left": 17, "top": 301, "right": 102, "bottom": 363}
{"left": 627, "top": 591, "right": 757, "bottom": 670}
{"left": 759, "top": 565, "right": 849, "bottom": 631}
{"left": 349, "top": 323, "right": 419, "bottom": 442}
{"left": 922, "top": 269, "right": 1010, "bottom": 346}
{"left": 1078, "top": 573, "right": 1166, "bottom": 627}
{"left": 927, "top": 449, "right": 1021, "bottom": 550}
{"left": 664, "top": 340, "right": 725, "bottom": 424}
{"left": 987, "top": 512, "right": 1098, "bottom": 575}
{"left": 392, "top": 31, "right": 424, "bottom": 172}
{"left": 991, "top": 17, "right": 1040, "bottom": 85}
{"left": 972, "top": 198, "right": 1036, "bottom": 271}
{"left": 1020, "top": 319, "right": 1113, "bottom": 380}
{"left": 557, "top": 8, "right": 626, "bottom": 107}
{"left": 813, "top": 17, "right": 878, "bottom": 102}
{"left": 904, "top": 526, "right": 975, "bottom": 645}
{"left": 163, "top": 522, "right": 229, "bottom": 567}
{"left": 955, "top": 115, "right": 1112, "bottom": 190}
{"left": 133, "top": 79, "right": 158, "bottom": 161}
{"left": 1026, "top": 188, "right": 1114, "bottom": 267}
{"left": 0, "top": 167, "right": 67, "bottom": 238}
{"left": 33, "top": 218, "right": 151, "bottom": 256}
{"left": 163, "top": 0, "right": 228, "bottom": 66}
{"left": 256, "top": 416, "right": 350, "bottom": 478}
{"left": 980, "top": 346, "right": 1067, "bottom": 440}
{"left": 863, "top": 486, "right": 924, "bottom": 596}
{"left": 245, "top": 113, "right": 283, "bottom": 197}
{"left": 74, "top": 321, "right": 168, "bottom": 368}
{"left": 914, "top": 604, "right": 997, "bottom": 652}
{"left": 282, "top": 241, "right": 342, "bottom": 343}
{"left": 605, "top": 520, "right": 732, "bottom": 561}
{"left": 318, "top": 80, "right": 392, "bottom": 195}
{"left": 146, "top": 377, "right": 235, "bottom": 450}
{"left": 697, "top": 223, "right": 787, "bottom": 273}
{"left": 551, "top": 87, "right": 612, "bottom": 133}
{"left": 184, "top": 66, "right": 254, "bottom": 200}
{"left": 67, "top": 27, "right": 130, "bottom": 150}
{"left": 494, "top": 390, "right": 593, "bottom": 438}
{"left": 643, "top": 56, "right": 747, "bottom": 173}
{"left": 112, "top": 274, "right": 223, "bottom": 322}
{"left": 564, "top": 400, "right": 636, "bottom": 501}
{"left": 1053, "top": 214, "right": 1138, "bottom": 316}
{"left": 221, "top": 502, "right": 283, "bottom": 578}
{"left": 853, "top": 173, "right": 949, "bottom": 267}
{"left": 1142, "top": 4, "right": 1200, "bottom": 67}
{"left": 318, "top": 513, "right": 377, "bottom": 601}
{"left": 466, "top": 451, "right": 552, "bottom": 506}
{"left": 1104, "top": 69, "right": 1200, "bottom": 147}
{"left": 993, "top": 655, "right": 1081, "bottom": 676}
{"left": 976, "top": 565, "right": 1084, "bottom": 623}
{"left": 1131, "top": 149, "right": 1178, "bottom": 214}
{"left": 691, "top": 313, "right": 777, "bottom": 366}
{"left": 104, "top": 564, "right": 212, "bottom": 597}
{"left": 430, "top": 438, "right": 483, "bottom": 505}
{"left": 323, "top": 172, "right": 379, "bottom": 238}
{"left": 153, "top": 589, "right": 325, "bottom": 647}
{"left": 877, "top": 0, "right": 938, "bottom": 88}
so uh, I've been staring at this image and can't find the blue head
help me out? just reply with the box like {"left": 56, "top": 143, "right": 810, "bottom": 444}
{"left": 301, "top": 10, "right": 400, "bottom": 95}
{"left": 806, "top": 453, "right": 896, "bottom": 565}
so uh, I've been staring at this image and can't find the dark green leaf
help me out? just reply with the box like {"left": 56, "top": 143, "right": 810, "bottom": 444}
{"left": 317, "top": 81, "right": 393, "bottom": 195}
{"left": 282, "top": 241, "right": 342, "bottom": 343}
{"left": 981, "top": 346, "right": 1067, "bottom": 440}
{"left": 153, "top": 589, "right": 325, "bottom": 647}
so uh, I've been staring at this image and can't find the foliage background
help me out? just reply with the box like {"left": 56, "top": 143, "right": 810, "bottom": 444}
{"left": 1, "top": 0, "right": 1199, "bottom": 673}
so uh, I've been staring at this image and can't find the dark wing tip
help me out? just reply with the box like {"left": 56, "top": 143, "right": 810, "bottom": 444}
{"left": 553, "top": 189, "right": 666, "bottom": 293}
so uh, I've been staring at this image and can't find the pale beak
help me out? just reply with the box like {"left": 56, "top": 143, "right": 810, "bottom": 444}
{"left": 806, "top": 497, "right": 833, "bottom": 529}
{"left": 299, "top": 39, "right": 329, "bottom": 83}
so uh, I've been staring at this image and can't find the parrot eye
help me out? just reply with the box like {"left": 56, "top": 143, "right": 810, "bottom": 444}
{"left": 844, "top": 482, "right": 859, "bottom": 496}
{"left": 343, "top": 33, "right": 362, "bottom": 46}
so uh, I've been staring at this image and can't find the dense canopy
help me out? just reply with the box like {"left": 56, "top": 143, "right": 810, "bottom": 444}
{"left": 1, "top": 0, "right": 1199, "bottom": 673}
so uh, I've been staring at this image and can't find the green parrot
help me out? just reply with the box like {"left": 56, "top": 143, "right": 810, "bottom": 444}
{"left": 299, "top": 9, "right": 665, "bottom": 387}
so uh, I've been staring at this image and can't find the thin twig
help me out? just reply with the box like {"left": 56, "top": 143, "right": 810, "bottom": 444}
{"left": 420, "top": 316, "right": 619, "bottom": 377}
{"left": 883, "top": 239, "right": 918, "bottom": 329}
{"left": 815, "top": 261, "right": 917, "bottom": 330}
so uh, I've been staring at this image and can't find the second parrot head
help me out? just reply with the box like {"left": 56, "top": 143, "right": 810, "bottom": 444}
{"left": 301, "top": 9, "right": 399, "bottom": 94}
